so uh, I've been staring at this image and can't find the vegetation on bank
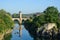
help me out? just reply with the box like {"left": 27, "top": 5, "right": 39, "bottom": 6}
{"left": 0, "top": 9, "right": 14, "bottom": 33}
{"left": 3, "top": 33, "right": 12, "bottom": 40}
{"left": 24, "top": 6, "right": 60, "bottom": 37}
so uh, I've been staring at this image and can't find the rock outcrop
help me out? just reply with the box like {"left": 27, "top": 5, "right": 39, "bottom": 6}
{"left": 37, "top": 23, "right": 58, "bottom": 37}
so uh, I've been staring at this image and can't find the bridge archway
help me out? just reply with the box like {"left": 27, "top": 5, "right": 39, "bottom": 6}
{"left": 13, "top": 19, "right": 20, "bottom": 24}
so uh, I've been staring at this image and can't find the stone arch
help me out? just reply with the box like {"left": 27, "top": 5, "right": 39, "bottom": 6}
{"left": 12, "top": 18, "right": 20, "bottom": 24}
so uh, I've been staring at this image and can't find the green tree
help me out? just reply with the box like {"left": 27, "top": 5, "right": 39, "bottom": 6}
{"left": 33, "top": 14, "right": 45, "bottom": 26}
{"left": 0, "top": 9, "right": 14, "bottom": 33}
{"left": 44, "top": 6, "right": 59, "bottom": 23}
{"left": 44, "top": 6, "right": 60, "bottom": 28}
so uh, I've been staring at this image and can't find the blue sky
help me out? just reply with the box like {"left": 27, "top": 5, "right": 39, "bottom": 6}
{"left": 0, "top": 0, "right": 60, "bottom": 14}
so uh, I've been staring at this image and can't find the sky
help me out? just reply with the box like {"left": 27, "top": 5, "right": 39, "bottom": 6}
{"left": 0, "top": 0, "right": 60, "bottom": 14}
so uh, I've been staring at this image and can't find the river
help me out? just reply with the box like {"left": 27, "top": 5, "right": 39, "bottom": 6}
{"left": 3, "top": 22, "right": 60, "bottom": 40}
{"left": 10, "top": 23, "right": 33, "bottom": 40}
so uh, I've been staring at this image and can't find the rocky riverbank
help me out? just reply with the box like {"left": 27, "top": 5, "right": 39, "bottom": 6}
{"left": 24, "top": 24, "right": 60, "bottom": 39}
{"left": 37, "top": 29, "right": 60, "bottom": 38}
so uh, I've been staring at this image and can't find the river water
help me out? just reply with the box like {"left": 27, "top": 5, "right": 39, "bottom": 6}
{"left": 11, "top": 23, "right": 33, "bottom": 40}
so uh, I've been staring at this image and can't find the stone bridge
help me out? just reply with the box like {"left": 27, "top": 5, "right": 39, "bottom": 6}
{"left": 12, "top": 11, "right": 29, "bottom": 24}
{"left": 12, "top": 18, "right": 29, "bottom": 23}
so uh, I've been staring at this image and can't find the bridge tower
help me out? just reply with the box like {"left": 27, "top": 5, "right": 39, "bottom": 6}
{"left": 19, "top": 11, "right": 22, "bottom": 37}
{"left": 19, "top": 11, "right": 22, "bottom": 24}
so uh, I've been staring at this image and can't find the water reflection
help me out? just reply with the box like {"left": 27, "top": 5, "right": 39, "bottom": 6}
{"left": 11, "top": 23, "right": 33, "bottom": 40}
{"left": 19, "top": 25, "right": 22, "bottom": 37}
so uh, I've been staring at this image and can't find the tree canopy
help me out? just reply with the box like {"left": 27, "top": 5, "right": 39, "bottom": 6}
{"left": 0, "top": 9, "right": 14, "bottom": 33}
{"left": 44, "top": 6, "right": 59, "bottom": 23}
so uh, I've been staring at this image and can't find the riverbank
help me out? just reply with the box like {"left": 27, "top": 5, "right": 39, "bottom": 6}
{"left": 0, "top": 29, "right": 12, "bottom": 40}
{"left": 0, "top": 33, "right": 4, "bottom": 40}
